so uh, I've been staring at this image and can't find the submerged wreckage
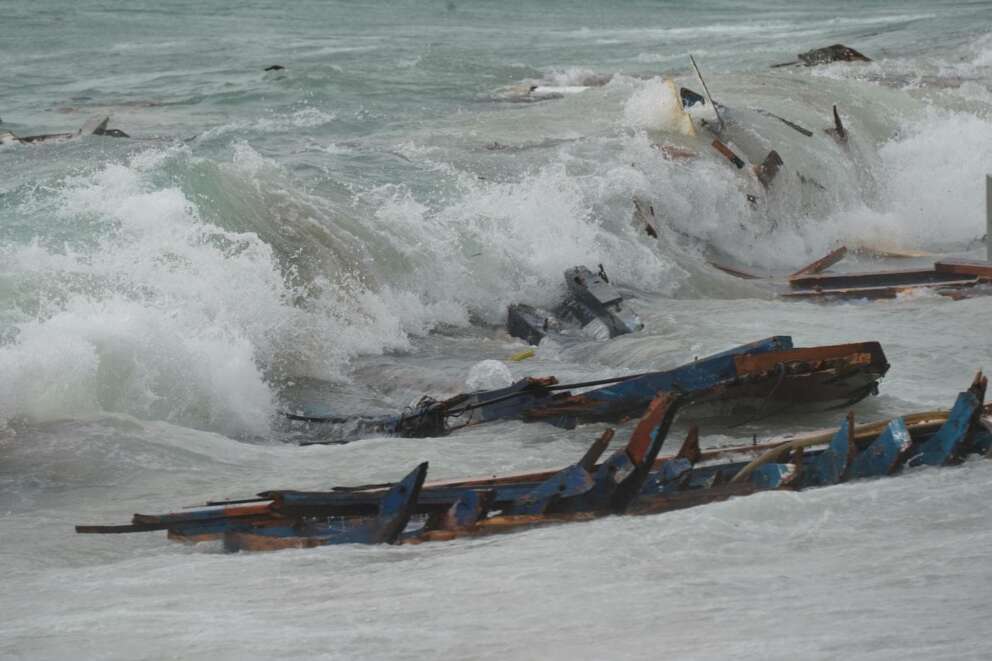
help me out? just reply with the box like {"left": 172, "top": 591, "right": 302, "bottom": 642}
{"left": 285, "top": 336, "right": 889, "bottom": 442}
{"left": 0, "top": 115, "right": 129, "bottom": 145}
{"left": 711, "top": 247, "right": 992, "bottom": 301}
{"left": 77, "top": 373, "right": 990, "bottom": 551}
{"left": 507, "top": 265, "right": 642, "bottom": 344}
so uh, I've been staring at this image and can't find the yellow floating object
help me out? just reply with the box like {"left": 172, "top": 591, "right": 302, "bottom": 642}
{"left": 508, "top": 349, "right": 535, "bottom": 362}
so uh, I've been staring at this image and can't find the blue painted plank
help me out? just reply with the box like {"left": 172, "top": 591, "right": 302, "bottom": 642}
{"left": 751, "top": 463, "right": 799, "bottom": 490}
{"left": 642, "top": 457, "right": 694, "bottom": 494}
{"left": 224, "top": 463, "right": 429, "bottom": 550}
{"left": 802, "top": 414, "right": 854, "bottom": 487}
{"left": 910, "top": 391, "right": 981, "bottom": 467}
{"left": 849, "top": 417, "right": 913, "bottom": 479}
{"left": 523, "top": 336, "right": 792, "bottom": 422}
{"left": 508, "top": 464, "right": 595, "bottom": 515}
{"left": 371, "top": 461, "right": 429, "bottom": 543}
{"left": 441, "top": 490, "right": 493, "bottom": 530}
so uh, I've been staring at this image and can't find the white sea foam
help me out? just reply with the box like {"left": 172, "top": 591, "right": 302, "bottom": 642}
{"left": 0, "top": 146, "right": 452, "bottom": 434}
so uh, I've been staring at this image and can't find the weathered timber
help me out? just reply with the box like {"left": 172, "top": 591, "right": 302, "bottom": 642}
{"left": 76, "top": 377, "right": 992, "bottom": 552}
{"left": 437, "top": 490, "right": 495, "bottom": 531}
{"left": 909, "top": 373, "right": 986, "bottom": 467}
{"left": 752, "top": 109, "right": 814, "bottom": 136}
{"left": 782, "top": 280, "right": 981, "bottom": 301}
{"left": 754, "top": 150, "right": 784, "bottom": 188}
{"left": 934, "top": 258, "right": 992, "bottom": 280}
{"left": 848, "top": 417, "right": 913, "bottom": 479}
{"left": 801, "top": 412, "right": 855, "bottom": 486}
{"left": 521, "top": 338, "right": 887, "bottom": 423}
{"left": 789, "top": 268, "right": 973, "bottom": 290}
{"left": 709, "top": 261, "right": 761, "bottom": 279}
{"left": 826, "top": 105, "right": 847, "bottom": 144}
{"left": 223, "top": 462, "right": 428, "bottom": 551}
{"left": 750, "top": 463, "right": 801, "bottom": 490}
{"left": 789, "top": 246, "right": 848, "bottom": 278}
{"left": 711, "top": 139, "right": 745, "bottom": 169}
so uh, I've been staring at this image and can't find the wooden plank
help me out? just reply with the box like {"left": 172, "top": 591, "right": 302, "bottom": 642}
{"left": 850, "top": 245, "right": 932, "bottom": 259}
{"left": 782, "top": 279, "right": 978, "bottom": 300}
{"left": 708, "top": 260, "right": 761, "bottom": 279}
{"left": 438, "top": 490, "right": 494, "bottom": 531}
{"left": 733, "top": 343, "right": 877, "bottom": 375}
{"left": 934, "top": 258, "right": 992, "bottom": 280}
{"left": 910, "top": 375, "right": 987, "bottom": 466}
{"left": 750, "top": 463, "right": 800, "bottom": 489}
{"left": 790, "top": 268, "right": 973, "bottom": 290}
{"left": 507, "top": 464, "right": 595, "bottom": 515}
{"left": 789, "top": 246, "right": 848, "bottom": 278}
{"left": 848, "top": 417, "right": 913, "bottom": 479}
{"left": 801, "top": 412, "right": 855, "bottom": 487}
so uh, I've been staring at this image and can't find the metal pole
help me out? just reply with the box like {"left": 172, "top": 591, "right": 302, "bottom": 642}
{"left": 987, "top": 175, "right": 992, "bottom": 263}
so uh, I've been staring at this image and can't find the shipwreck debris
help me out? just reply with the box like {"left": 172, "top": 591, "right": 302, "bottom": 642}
{"left": 713, "top": 246, "right": 992, "bottom": 301}
{"left": 2, "top": 115, "right": 129, "bottom": 144}
{"left": 798, "top": 44, "right": 872, "bottom": 66}
{"left": 632, "top": 197, "right": 659, "bottom": 238}
{"left": 76, "top": 374, "right": 991, "bottom": 551}
{"left": 506, "top": 264, "right": 644, "bottom": 345}
{"left": 826, "top": 105, "right": 847, "bottom": 144}
{"left": 711, "top": 139, "right": 745, "bottom": 169}
{"left": 283, "top": 336, "right": 889, "bottom": 443}
{"left": 754, "top": 109, "right": 814, "bottom": 137}
{"left": 789, "top": 246, "right": 848, "bottom": 278}
{"left": 754, "top": 150, "right": 784, "bottom": 188}
{"left": 772, "top": 44, "right": 872, "bottom": 68}
{"left": 785, "top": 258, "right": 992, "bottom": 301}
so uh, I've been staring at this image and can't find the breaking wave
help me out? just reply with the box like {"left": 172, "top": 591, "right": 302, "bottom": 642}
{"left": 3, "top": 31, "right": 991, "bottom": 438}
{"left": 0, "top": 145, "right": 443, "bottom": 435}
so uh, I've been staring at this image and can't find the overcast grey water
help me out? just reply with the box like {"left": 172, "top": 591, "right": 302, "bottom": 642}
{"left": 3, "top": 1, "right": 992, "bottom": 659}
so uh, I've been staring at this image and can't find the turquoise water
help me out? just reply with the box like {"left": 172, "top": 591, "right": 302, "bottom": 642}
{"left": 2, "top": 2, "right": 992, "bottom": 658}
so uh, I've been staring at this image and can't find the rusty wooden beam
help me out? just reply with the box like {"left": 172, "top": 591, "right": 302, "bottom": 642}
{"left": 934, "top": 258, "right": 992, "bottom": 280}
{"left": 789, "top": 268, "right": 976, "bottom": 290}
{"left": 782, "top": 280, "right": 979, "bottom": 301}
{"left": 732, "top": 342, "right": 879, "bottom": 375}
{"left": 708, "top": 261, "right": 761, "bottom": 279}
{"left": 789, "top": 246, "right": 848, "bottom": 279}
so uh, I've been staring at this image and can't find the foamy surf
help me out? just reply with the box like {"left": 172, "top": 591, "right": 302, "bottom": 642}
{"left": 3, "top": 3, "right": 992, "bottom": 658}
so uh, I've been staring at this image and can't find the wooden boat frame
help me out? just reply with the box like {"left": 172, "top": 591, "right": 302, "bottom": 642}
{"left": 78, "top": 373, "right": 990, "bottom": 552}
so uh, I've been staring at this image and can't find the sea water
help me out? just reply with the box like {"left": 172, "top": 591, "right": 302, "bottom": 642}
{"left": 2, "top": 1, "right": 992, "bottom": 658}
